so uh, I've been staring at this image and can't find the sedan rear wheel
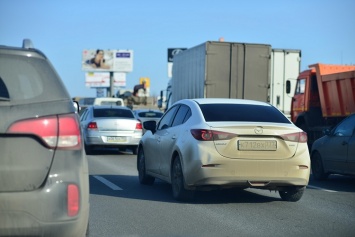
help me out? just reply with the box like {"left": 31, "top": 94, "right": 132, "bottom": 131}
{"left": 279, "top": 186, "right": 305, "bottom": 202}
{"left": 311, "top": 152, "right": 329, "bottom": 180}
{"left": 171, "top": 156, "right": 194, "bottom": 202}
{"left": 84, "top": 143, "right": 92, "bottom": 155}
{"left": 137, "top": 147, "right": 155, "bottom": 185}
{"left": 132, "top": 146, "right": 138, "bottom": 155}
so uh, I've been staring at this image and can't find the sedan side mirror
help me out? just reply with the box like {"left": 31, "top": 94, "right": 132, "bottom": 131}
{"left": 143, "top": 120, "right": 157, "bottom": 134}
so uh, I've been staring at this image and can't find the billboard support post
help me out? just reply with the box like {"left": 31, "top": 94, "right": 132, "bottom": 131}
{"left": 107, "top": 71, "right": 114, "bottom": 97}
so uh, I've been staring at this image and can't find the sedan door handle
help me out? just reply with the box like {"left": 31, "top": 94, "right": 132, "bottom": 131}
{"left": 342, "top": 141, "right": 348, "bottom": 146}
{"left": 172, "top": 135, "right": 176, "bottom": 140}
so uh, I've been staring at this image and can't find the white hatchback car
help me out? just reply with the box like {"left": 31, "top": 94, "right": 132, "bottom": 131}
{"left": 138, "top": 98, "right": 310, "bottom": 202}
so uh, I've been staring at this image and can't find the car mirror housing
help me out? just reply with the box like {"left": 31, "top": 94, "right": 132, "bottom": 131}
{"left": 143, "top": 120, "right": 157, "bottom": 133}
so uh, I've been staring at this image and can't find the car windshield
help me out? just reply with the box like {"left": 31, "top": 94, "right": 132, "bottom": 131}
{"left": 138, "top": 111, "right": 163, "bottom": 118}
{"left": 199, "top": 103, "right": 291, "bottom": 123}
{"left": 94, "top": 108, "right": 134, "bottom": 118}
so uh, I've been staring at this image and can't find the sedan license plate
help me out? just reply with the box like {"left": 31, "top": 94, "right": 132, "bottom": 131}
{"left": 238, "top": 140, "right": 277, "bottom": 151}
{"left": 106, "top": 136, "right": 127, "bottom": 143}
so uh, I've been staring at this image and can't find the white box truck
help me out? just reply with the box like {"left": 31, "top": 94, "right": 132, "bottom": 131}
{"left": 159, "top": 41, "right": 301, "bottom": 118}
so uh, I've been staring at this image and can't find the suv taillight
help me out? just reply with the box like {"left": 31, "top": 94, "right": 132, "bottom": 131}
{"left": 7, "top": 114, "right": 82, "bottom": 150}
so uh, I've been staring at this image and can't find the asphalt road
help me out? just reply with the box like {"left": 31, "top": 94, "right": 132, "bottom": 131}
{"left": 87, "top": 149, "right": 355, "bottom": 237}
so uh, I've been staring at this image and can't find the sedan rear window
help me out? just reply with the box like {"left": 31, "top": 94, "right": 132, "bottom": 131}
{"left": 94, "top": 108, "right": 134, "bottom": 118}
{"left": 199, "top": 104, "right": 291, "bottom": 123}
{"left": 138, "top": 112, "right": 163, "bottom": 118}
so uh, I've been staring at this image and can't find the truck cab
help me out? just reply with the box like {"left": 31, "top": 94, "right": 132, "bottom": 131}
{"left": 290, "top": 63, "right": 355, "bottom": 146}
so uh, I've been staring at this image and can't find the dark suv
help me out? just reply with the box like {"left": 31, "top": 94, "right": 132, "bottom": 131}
{"left": 0, "top": 40, "right": 89, "bottom": 236}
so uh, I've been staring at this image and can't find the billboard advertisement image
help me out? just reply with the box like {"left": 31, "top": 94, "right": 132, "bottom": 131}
{"left": 82, "top": 49, "right": 133, "bottom": 72}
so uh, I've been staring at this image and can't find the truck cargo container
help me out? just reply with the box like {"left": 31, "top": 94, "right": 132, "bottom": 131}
{"left": 290, "top": 63, "right": 355, "bottom": 146}
{"left": 159, "top": 41, "right": 301, "bottom": 118}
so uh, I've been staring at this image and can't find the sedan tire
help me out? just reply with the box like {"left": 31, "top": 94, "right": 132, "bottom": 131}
{"left": 84, "top": 143, "right": 92, "bottom": 155}
{"left": 311, "top": 152, "right": 329, "bottom": 180}
{"left": 132, "top": 146, "right": 138, "bottom": 155}
{"left": 279, "top": 186, "right": 305, "bottom": 202}
{"left": 137, "top": 147, "right": 155, "bottom": 185}
{"left": 171, "top": 156, "right": 194, "bottom": 202}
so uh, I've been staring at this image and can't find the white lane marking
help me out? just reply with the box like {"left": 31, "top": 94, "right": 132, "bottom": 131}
{"left": 307, "top": 185, "right": 337, "bottom": 193}
{"left": 93, "top": 175, "right": 123, "bottom": 190}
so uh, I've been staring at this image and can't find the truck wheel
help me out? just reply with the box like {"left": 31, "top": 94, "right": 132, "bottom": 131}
{"left": 171, "top": 156, "right": 194, "bottom": 202}
{"left": 311, "top": 152, "right": 329, "bottom": 180}
{"left": 279, "top": 186, "right": 305, "bottom": 202}
{"left": 137, "top": 147, "right": 155, "bottom": 185}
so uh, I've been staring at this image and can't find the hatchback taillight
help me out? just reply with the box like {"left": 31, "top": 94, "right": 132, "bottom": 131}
{"left": 7, "top": 114, "right": 82, "bottom": 150}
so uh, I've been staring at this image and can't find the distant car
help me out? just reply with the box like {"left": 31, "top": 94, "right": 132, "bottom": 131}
{"left": 133, "top": 109, "right": 164, "bottom": 133}
{"left": 93, "top": 97, "right": 125, "bottom": 106}
{"left": 138, "top": 98, "right": 310, "bottom": 202}
{"left": 311, "top": 114, "right": 355, "bottom": 180}
{"left": 80, "top": 105, "right": 143, "bottom": 154}
{"left": 0, "top": 39, "right": 89, "bottom": 236}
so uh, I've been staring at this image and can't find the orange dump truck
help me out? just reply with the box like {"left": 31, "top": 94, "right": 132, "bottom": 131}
{"left": 290, "top": 63, "right": 355, "bottom": 146}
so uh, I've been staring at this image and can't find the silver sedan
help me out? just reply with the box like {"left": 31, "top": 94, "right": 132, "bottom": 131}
{"left": 80, "top": 105, "right": 143, "bottom": 154}
{"left": 137, "top": 98, "right": 310, "bottom": 202}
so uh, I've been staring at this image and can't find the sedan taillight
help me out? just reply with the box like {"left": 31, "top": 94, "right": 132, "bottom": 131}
{"left": 191, "top": 129, "right": 237, "bottom": 141}
{"left": 281, "top": 132, "right": 307, "bottom": 143}
{"left": 7, "top": 114, "right": 81, "bottom": 150}
{"left": 135, "top": 122, "right": 143, "bottom": 130}
{"left": 87, "top": 122, "right": 98, "bottom": 130}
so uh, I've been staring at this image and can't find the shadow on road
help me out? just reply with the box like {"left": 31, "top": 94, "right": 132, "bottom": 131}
{"left": 89, "top": 174, "right": 282, "bottom": 204}
{"left": 308, "top": 174, "right": 355, "bottom": 193}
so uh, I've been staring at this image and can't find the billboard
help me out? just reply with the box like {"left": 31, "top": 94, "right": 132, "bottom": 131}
{"left": 85, "top": 72, "right": 126, "bottom": 88}
{"left": 82, "top": 49, "right": 133, "bottom": 72}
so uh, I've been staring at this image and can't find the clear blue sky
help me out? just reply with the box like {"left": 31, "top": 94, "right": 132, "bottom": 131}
{"left": 1, "top": 0, "right": 354, "bottom": 98}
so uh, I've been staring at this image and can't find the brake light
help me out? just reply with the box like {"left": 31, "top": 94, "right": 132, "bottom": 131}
{"left": 191, "top": 129, "right": 237, "bottom": 141}
{"left": 7, "top": 114, "right": 81, "bottom": 150}
{"left": 87, "top": 122, "right": 98, "bottom": 130}
{"left": 135, "top": 122, "right": 143, "bottom": 130}
{"left": 281, "top": 132, "right": 307, "bottom": 143}
{"left": 67, "top": 184, "right": 79, "bottom": 217}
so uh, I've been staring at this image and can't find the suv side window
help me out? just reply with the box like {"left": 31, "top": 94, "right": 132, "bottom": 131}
{"left": 0, "top": 77, "right": 9, "bottom": 99}
{"left": 157, "top": 105, "right": 179, "bottom": 130}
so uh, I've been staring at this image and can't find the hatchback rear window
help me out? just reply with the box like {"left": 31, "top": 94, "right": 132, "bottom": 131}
{"left": 199, "top": 104, "right": 291, "bottom": 123}
{"left": 94, "top": 108, "right": 134, "bottom": 118}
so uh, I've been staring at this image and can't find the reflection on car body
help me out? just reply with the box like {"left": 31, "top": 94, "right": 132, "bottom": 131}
{"left": 80, "top": 105, "right": 143, "bottom": 154}
{"left": 138, "top": 98, "right": 310, "bottom": 202}
{"left": 0, "top": 39, "right": 89, "bottom": 236}
{"left": 311, "top": 113, "right": 355, "bottom": 180}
